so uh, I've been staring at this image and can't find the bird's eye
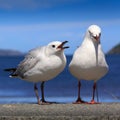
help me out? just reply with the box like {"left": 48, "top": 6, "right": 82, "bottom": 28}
{"left": 52, "top": 45, "right": 55, "bottom": 48}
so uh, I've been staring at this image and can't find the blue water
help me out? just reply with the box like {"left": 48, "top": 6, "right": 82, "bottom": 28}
{"left": 0, "top": 55, "right": 120, "bottom": 104}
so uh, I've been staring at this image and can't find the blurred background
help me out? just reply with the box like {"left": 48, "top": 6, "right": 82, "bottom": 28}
{"left": 0, "top": 0, "right": 120, "bottom": 54}
{"left": 0, "top": 0, "right": 120, "bottom": 104}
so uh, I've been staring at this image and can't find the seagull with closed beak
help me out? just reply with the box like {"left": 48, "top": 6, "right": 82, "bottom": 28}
{"left": 69, "top": 25, "right": 109, "bottom": 104}
{"left": 5, "top": 41, "right": 69, "bottom": 105}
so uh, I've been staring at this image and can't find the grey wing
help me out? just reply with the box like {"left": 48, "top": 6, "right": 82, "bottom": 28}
{"left": 15, "top": 47, "right": 42, "bottom": 78}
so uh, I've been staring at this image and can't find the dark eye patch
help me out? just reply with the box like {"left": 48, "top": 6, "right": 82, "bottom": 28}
{"left": 88, "top": 30, "right": 92, "bottom": 35}
{"left": 52, "top": 45, "right": 55, "bottom": 48}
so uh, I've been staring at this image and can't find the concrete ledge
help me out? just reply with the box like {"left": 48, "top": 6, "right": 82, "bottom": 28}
{"left": 0, "top": 103, "right": 120, "bottom": 120}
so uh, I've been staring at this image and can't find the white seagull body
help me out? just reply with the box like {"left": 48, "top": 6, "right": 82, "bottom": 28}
{"left": 5, "top": 41, "right": 69, "bottom": 104}
{"left": 69, "top": 25, "right": 109, "bottom": 104}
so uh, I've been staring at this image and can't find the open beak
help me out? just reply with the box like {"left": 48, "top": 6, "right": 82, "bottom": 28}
{"left": 57, "top": 41, "right": 69, "bottom": 50}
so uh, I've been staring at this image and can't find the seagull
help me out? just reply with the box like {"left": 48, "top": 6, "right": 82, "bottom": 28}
{"left": 5, "top": 41, "right": 69, "bottom": 105}
{"left": 69, "top": 25, "right": 109, "bottom": 104}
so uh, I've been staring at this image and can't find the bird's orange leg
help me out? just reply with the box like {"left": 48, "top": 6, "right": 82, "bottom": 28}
{"left": 73, "top": 81, "right": 87, "bottom": 104}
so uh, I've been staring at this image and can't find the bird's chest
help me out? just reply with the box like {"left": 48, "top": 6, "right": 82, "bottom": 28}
{"left": 76, "top": 51, "right": 97, "bottom": 68}
{"left": 73, "top": 52, "right": 107, "bottom": 80}
{"left": 38, "top": 56, "right": 65, "bottom": 73}
{"left": 25, "top": 57, "right": 65, "bottom": 82}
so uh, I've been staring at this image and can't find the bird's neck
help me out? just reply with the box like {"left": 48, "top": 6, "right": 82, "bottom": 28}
{"left": 81, "top": 34, "right": 100, "bottom": 65}
{"left": 82, "top": 33, "right": 99, "bottom": 48}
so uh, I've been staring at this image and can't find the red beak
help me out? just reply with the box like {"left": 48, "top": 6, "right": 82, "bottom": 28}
{"left": 93, "top": 33, "right": 101, "bottom": 41}
{"left": 57, "top": 41, "right": 69, "bottom": 50}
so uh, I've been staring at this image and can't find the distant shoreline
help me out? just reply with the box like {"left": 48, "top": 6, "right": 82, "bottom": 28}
{"left": 0, "top": 49, "right": 24, "bottom": 56}
{"left": 0, "top": 43, "right": 120, "bottom": 56}
{"left": 107, "top": 43, "right": 120, "bottom": 54}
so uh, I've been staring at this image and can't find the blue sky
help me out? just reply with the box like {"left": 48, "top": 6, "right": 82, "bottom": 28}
{"left": 0, "top": 0, "right": 120, "bottom": 55}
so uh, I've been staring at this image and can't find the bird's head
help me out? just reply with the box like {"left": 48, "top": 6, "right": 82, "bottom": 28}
{"left": 87, "top": 25, "right": 101, "bottom": 43}
{"left": 46, "top": 41, "right": 69, "bottom": 55}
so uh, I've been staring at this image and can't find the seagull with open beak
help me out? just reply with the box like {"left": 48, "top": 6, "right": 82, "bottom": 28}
{"left": 5, "top": 40, "right": 69, "bottom": 105}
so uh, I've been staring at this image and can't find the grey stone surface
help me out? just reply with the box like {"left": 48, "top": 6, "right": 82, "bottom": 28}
{"left": 0, "top": 103, "right": 120, "bottom": 120}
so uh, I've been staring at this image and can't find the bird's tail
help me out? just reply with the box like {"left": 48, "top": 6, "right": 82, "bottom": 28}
{"left": 4, "top": 68, "right": 18, "bottom": 77}
{"left": 4, "top": 68, "right": 16, "bottom": 72}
